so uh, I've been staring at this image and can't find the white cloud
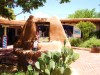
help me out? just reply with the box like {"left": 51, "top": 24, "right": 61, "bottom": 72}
{"left": 34, "top": 12, "right": 50, "bottom": 18}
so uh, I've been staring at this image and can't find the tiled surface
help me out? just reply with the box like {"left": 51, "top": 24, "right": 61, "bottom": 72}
{"left": 71, "top": 50, "right": 100, "bottom": 75}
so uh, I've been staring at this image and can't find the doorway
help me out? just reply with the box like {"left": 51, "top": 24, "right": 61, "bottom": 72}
{"left": 36, "top": 22, "right": 50, "bottom": 42}
{"left": 0, "top": 25, "right": 4, "bottom": 47}
{"left": 7, "top": 28, "right": 16, "bottom": 45}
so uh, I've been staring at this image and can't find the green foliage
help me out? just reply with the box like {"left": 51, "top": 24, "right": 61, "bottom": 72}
{"left": 0, "top": 0, "right": 70, "bottom": 19}
{"left": 0, "top": 71, "right": 26, "bottom": 75}
{"left": 0, "top": 72, "right": 12, "bottom": 75}
{"left": 0, "top": 0, "right": 46, "bottom": 12}
{"left": 79, "top": 37, "right": 100, "bottom": 48}
{"left": 90, "top": 30, "right": 100, "bottom": 39}
{"left": 68, "top": 9, "right": 97, "bottom": 18}
{"left": 27, "top": 65, "right": 39, "bottom": 75}
{"left": 34, "top": 41, "right": 79, "bottom": 75}
{"left": 0, "top": 7, "right": 15, "bottom": 20}
{"left": 60, "top": 0, "right": 70, "bottom": 3}
{"left": 14, "top": 71, "right": 26, "bottom": 75}
{"left": 76, "top": 21, "right": 96, "bottom": 41}
{"left": 94, "top": 12, "right": 100, "bottom": 18}
{"left": 69, "top": 38, "right": 82, "bottom": 47}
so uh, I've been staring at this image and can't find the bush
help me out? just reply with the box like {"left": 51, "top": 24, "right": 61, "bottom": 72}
{"left": 90, "top": 30, "right": 100, "bottom": 39}
{"left": 79, "top": 37, "right": 100, "bottom": 48}
{"left": 33, "top": 41, "right": 79, "bottom": 75}
{"left": 69, "top": 38, "right": 83, "bottom": 47}
{"left": 76, "top": 21, "right": 96, "bottom": 41}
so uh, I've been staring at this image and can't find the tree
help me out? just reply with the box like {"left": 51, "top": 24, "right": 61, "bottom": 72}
{"left": 68, "top": 9, "right": 98, "bottom": 18}
{"left": 0, "top": 7, "right": 15, "bottom": 20}
{"left": 76, "top": 21, "right": 96, "bottom": 41}
{"left": 0, "top": 0, "right": 70, "bottom": 20}
{"left": 94, "top": 12, "right": 100, "bottom": 18}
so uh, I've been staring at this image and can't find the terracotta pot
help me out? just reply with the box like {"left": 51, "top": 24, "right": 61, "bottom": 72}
{"left": 91, "top": 47, "right": 100, "bottom": 53}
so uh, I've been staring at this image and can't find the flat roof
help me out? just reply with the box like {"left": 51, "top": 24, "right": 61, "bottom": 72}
{"left": 60, "top": 18, "right": 100, "bottom": 23}
{"left": 0, "top": 19, "right": 25, "bottom": 26}
{"left": 0, "top": 18, "right": 100, "bottom": 26}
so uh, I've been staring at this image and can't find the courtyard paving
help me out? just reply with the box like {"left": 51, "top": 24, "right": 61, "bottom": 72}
{"left": 71, "top": 49, "right": 100, "bottom": 75}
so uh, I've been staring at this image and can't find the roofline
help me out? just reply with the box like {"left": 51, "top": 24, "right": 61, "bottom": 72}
{"left": 60, "top": 18, "right": 100, "bottom": 23}
{"left": 0, "top": 18, "right": 100, "bottom": 26}
{"left": 0, "top": 19, "right": 25, "bottom": 26}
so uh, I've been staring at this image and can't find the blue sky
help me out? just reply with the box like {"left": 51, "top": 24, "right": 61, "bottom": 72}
{"left": 14, "top": 0, "right": 100, "bottom": 20}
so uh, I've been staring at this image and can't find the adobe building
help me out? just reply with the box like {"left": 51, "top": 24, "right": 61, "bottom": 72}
{"left": 61, "top": 18, "right": 100, "bottom": 32}
{"left": 0, "top": 16, "right": 100, "bottom": 49}
{"left": 14, "top": 15, "right": 71, "bottom": 51}
{"left": 0, "top": 19, "right": 25, "bottom": 47}
{"left": 62, "top": 18, "right": 100, "bottom": 29}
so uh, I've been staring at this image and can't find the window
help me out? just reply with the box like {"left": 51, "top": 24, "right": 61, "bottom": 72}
{"left": 63, "top": 25, "right": 73, "bottom": 38}
{"left": 35, "top": 22, "right": 50, "bottom": 42}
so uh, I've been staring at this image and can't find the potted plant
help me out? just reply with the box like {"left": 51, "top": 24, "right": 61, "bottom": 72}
{"left": 91, "top": 45, "right": 100, "bottom": 53}
{"left": 79, "top": 37, "right": 100, "bottom": 53}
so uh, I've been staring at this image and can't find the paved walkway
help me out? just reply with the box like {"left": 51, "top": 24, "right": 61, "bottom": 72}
{"left": 71, "top": 50, "right": 100, "bottom": 75}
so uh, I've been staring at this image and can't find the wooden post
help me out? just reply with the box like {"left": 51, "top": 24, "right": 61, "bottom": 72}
{"left": 15, "top": 28, "right": 18, "bottom": 36}
{"left": 4, "top": 26, "right": 7, "bottom": 36}
{"left": 2, "top": 25, "right": 8, "bottom": 36}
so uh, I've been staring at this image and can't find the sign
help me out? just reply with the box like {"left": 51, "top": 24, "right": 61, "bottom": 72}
{"left": 73, "top": 26, "right": 81, "bottom": 38}
{"left": 2, "top": 35, "right": 7, "bottom": 48}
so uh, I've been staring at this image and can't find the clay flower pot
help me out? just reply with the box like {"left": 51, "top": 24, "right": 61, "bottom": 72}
{"left": 91, "top": 45, "right": 100, "bottom": 53}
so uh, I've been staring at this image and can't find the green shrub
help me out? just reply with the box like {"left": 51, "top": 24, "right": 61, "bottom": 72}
{"left": 69, "top": 38, "right": 83, "bottom": 47}
{"left": 76, "top": 21, "right": 96, "bottom": 41}
{"left": 79, "top": 37, "right": 100, "bottom": 48}
{"left": 0, "top": 71, "right": 26, "bottom": 75}
{"left": 90, "top": 30, "right": 100, "bottom": 39}
{"left": 33, "top": 40, "right": 79, "bottom": 75}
